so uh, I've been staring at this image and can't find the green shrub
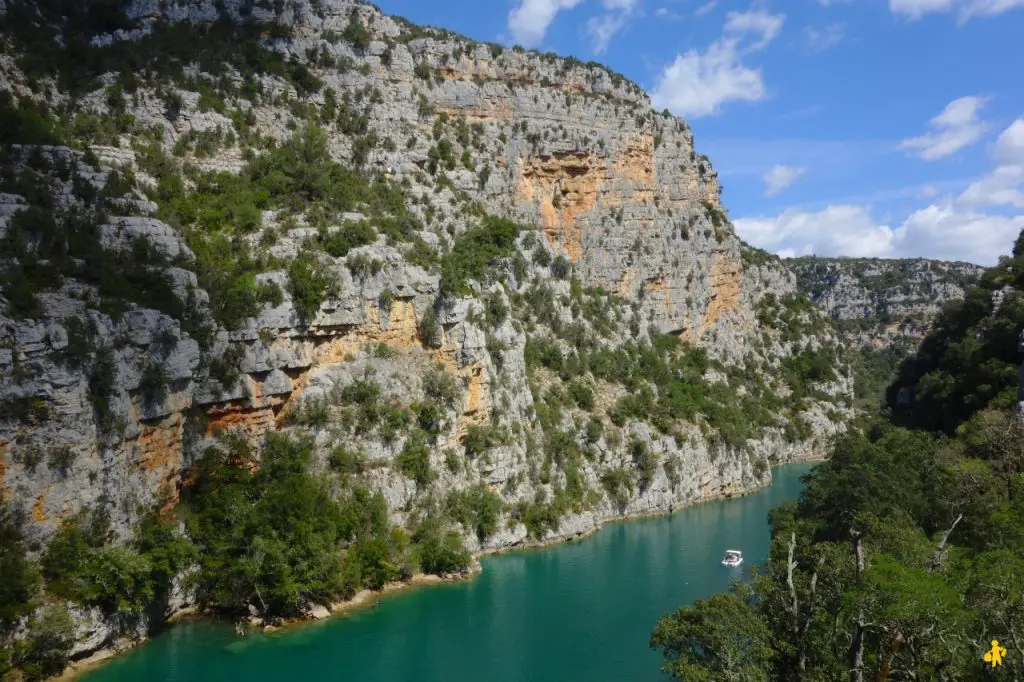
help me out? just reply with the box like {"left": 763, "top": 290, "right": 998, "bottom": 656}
{"left": 551, "top": 255, "right": 571, "bottom": 279}
{"left": 568, "top": 381, "right": 595, "bottom": 411}
{"left": 630, "top": 439, "right": 658, "bottom": 492}
{"left": 419, "top": 306, "right": 442, "bottom": 347}
{"left": 414, "top": 517, "right": 471, "bottom": 575}
{"left": 185, "top": 433, "right": 378, "bottom": 616}
{"left": 0, "top": 502, "right": 39, "bottom": 633}
{"left": 378, "top": 288, "right": 395, "bottom": 315}
{"left": 601, "top": 468, "right": 633, "bottom": 511}
{"left": 0, "top": 397, "right": 50, "bottom": 425}
{"left": 328, "top": 445, "right": 366, "bottom": 480}
{"left": 319, "top": 222, "right": 376, "bottom": 258}
{"left": 445, "top": 483, "right": 504, "bottom": 541}
{"left": 423, "top": 368, "right": 461, "bottom": 407}
{"left": 462, "top": 424, "right": 500, "bottom": 458}
{"left": 342, "top": 12, "right": 371, "bottom": 50}
{"left": 439, "top": 217, "right": 523, "bottom": 297}
{"left": 513, "top": 496, "right": 562, "bottom": 540}
{"left": 395, "top": 430, "right": 435, "bottom": 486}
{"left": 288, "top": 250, "right": 335, "bottom": 323}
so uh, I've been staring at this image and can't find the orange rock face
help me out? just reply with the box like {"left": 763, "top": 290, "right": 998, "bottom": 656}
{"left": 699, "top": 254, "right": 743, "bottom": 336}
{"left": 514, "top": 134, "right": 658, "bottom": 263}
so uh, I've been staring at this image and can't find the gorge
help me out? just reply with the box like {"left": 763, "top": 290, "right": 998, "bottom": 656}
{"left": 0, "top": 0, "right": 998, "bottom": 679}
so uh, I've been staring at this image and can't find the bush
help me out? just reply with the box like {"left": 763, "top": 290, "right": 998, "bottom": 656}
{"left": 601, "top": 469, "right": 633, "bottom": 511}
{"left": 41, "top": 508, "right": 191, "bottom": 617}
{"left": 445, "top": 484, "right": 504, "bottom": 541}
{"left": 439, "top": 217, "right": 523, "bottom": 297}
{"left": 631, "top": 439, "right": 658, "bottom": 492}
{"left": 462, "top": 424, "right": 499, "bottom": 458}
{"left": 413, "top": 517, "right": 471, "bottom": 575}
{"left": 328, "top": 445, "right": 365, "bottom": 480}
{"left": 185, "top": 434, "right": 364, "bottom": 616}
{"left": 288, "top": 250, "right": 335, "bottom": 323}
{"left": 568, "top": 381, "right": 595, "bottom": 411}
{"left": 419, "top": 306, "right": 442, "bottom": 347}
{"left": 423, "top": 368, "right": 461, "bottom": 407}
{"left": 395, "top": 430, "right": 435, "bottom": 486}
{"left": 342, "top": 12, "right": 371, "bottom": 50}
{"left": 551, "top": 255, "right": 571, "bottom": 279}
{"left": 319, "top": 222, "right": 376, "bottom": 258}
{"left": 513, "top": 497, "right": 561, "bottom": 540}
{"left": 0, "top": 503, "right": 38, "bottom": 633}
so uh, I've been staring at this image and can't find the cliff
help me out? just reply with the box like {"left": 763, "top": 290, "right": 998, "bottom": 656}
{"left": 0, "top": 0, "right": 852, "bottom": 667}
{"left": 787, "top": 256, "right": 983, "bottom": 349}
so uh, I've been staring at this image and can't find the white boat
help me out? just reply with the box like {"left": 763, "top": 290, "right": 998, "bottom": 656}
{"left": 721, "top": 550, "right": 743, "bottom": 567}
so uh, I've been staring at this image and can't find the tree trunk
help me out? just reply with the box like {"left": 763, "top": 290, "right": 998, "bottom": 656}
{"left": 929, "top": 514, "right": 962, "bottom": 574}
{"left": 850, "top": 529, "right": 865, "bottom": 682}
{"left": 787, "top": 531, "right": 800, "bottom": 638}
{"left": 798, "top": 556, "right": 825, "bottom": 673}
{"left": 876, "top": 632, "right": 904, "bottom": 682}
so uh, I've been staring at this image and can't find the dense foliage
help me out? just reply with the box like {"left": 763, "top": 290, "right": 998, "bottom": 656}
{"left": 439, "top": 216, "right": 523, "bottom": 297}
{"left": 184, "top": 432, "right": 469, "bottom": 617}
{"left": 653, "top": 232, "right": 1024, "bottom": 681}
{"left": 0, "top": 501, "right": 190, "bottom": 681}
{"left": 888, "top": 238, "right": 1024, "bottom": 433}
{"left": 653, "top": 410, "right": 1024, "bottom": 680}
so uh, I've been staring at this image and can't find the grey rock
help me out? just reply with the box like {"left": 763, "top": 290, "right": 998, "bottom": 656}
{"left": 263, "top": 369, "right": 293, "bottom": 395}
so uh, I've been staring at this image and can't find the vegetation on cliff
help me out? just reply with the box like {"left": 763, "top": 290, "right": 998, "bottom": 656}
{"left": 652, "top": 233, "right": 1024, "bottom": 681}
{"left": 0, "top": 1, "right": 855, "bottom": 677}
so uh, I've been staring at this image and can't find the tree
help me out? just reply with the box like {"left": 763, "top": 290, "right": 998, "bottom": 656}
{"left": 651, "top": 592, "right": 774, "bottom": 682}
{"left": 413, "top": 517, "right": 470, "bottom": 575}
{"left": 0, "top": 503, "right": 38, "bottom": 632}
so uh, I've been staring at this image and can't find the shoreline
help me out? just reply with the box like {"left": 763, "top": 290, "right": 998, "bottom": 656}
{"left": 58, "top": 460, "right": 821, "bottom": 680}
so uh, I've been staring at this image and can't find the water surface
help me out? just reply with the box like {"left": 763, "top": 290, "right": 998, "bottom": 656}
{"left": 81, "top": 463, "right": 814, "bottom": 682}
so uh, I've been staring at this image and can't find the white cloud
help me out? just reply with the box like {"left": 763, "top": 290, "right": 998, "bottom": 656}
{"left": 723, "top": 9, "right": 785, "bottom": 50}
{"left": 735, "top": 205, "right": 897, "bottom": 259}
{"left": 898, "top": 96, "right": 988, "bottom": 160}
{"left": 890, "top": 0, "right": 1024, "bottom": 21}
{"left": 650, "top": 43, "right": 766, "bottom": 118}
{"left": 805, "top": 23, "right": 845, "bottom": 51}
{"left": 957, "top": 118, "right": 1024, "bottom": 208}
{"left": 507, "top": 0, "right": 583, "bottom": 48}
{"left": 890, "top": 0, "right": 955, "bottom": 19}
{"left": 763, "top": 165, "right": 807, "bottom": 196}
{"left": 586, "top": 0, "right": 638, "bottom": 53}
{"left": 898, "top": 204, "right": 1024, "bottom": 262}
{"left": 958, "top": 166, "right": 1024, "bottom": 208}
{"left": 734, "top": 203, "right": 1023, "bottom": 264}
{"left": 649, "top": 10, "right": 784, "bottom": 118}
{"left": 694, "top": 1, "right": 718, "bottom": 17}
{"left": 994, "top": 118, "right": 1024, "bottom": 165}
{"left": 738, "top": 117, "right": 1024, "bottom": 265}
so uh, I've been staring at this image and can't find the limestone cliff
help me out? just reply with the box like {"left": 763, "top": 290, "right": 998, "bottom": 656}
{"left": 788, "top": 256, "right": 983, "bottom": 349}
{"left": 0, "top": 0, "right": 852, "bottom": 661}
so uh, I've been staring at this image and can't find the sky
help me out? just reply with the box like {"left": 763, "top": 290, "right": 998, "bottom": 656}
{"left": 373, "top": 0, "right": 1024, "bottom": 265}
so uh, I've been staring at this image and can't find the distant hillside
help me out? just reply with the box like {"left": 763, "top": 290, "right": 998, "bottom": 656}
{"left": 787, "top": 256, "right": 983, "bottom": 349}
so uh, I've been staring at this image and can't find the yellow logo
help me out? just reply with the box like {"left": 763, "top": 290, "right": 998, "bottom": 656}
{"left": 984, "top": 640, "right": 1007, "bottom": 668}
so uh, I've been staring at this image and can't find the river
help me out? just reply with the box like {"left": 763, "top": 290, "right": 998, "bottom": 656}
{"left": 79, "top": 463, "right": 814, "bottom": 682}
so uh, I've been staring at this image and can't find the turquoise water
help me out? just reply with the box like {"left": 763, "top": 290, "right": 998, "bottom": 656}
{"left": 81, "top": 464, "right": 814, "bottom": 682}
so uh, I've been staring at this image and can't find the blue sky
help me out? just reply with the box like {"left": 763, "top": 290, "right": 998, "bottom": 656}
{"left": 374, "top": 0, "right": 1024, "bottom": 265}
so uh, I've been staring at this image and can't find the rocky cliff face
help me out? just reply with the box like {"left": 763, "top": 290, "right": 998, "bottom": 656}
{"left": 787, "top": 257, "right": 983, "bottom": 348}
{"left": 0, "top": 0, "right": 851, "bottom": 659}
